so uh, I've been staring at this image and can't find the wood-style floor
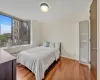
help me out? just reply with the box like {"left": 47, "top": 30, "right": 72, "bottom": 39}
{"left": 16, "top": 57, "right": 94, "bottom": 80}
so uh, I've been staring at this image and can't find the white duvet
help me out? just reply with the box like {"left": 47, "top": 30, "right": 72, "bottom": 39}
{"left": 17, "top": 46, "right": 60, "bottom": 80}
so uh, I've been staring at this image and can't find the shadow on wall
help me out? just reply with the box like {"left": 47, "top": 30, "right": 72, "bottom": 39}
{"left": 61, "top": 45, "right": 76, "bottom": 60}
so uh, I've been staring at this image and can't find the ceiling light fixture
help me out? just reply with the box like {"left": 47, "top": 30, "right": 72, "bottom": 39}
{"left": 40, "top": 3, "right": 49, "bottom": 12}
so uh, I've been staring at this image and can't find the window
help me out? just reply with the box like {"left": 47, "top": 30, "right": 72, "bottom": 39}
{"left": 0, "top": 14, "right": 30, "bottom": 47}
{"left": 0, "top": 15, "right": 12, "bottom": 47}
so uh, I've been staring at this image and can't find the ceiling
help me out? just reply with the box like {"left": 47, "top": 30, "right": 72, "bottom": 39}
{"left": 0, "top": 0, "right": 92, "bottom": 23}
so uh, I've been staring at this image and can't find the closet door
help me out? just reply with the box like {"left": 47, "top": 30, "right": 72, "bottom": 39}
{"left": 79, "top": 20, "right": 89, "bottom": 64}
{"left": 90, "top": 0, "right": 97, "bottom": 79}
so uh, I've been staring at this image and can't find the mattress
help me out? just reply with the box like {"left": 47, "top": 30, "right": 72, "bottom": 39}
{"left": 17, "top": 46, "right": 60, "bottom": 80}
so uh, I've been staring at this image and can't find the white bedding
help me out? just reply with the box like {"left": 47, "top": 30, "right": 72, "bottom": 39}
{"left": 17, "top": 46, "right": 60, "bottom": 80}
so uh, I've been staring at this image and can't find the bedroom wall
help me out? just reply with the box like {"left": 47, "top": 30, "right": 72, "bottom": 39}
{"left": 30, "top": 20, "right": 42, "bottom": 46}
{"left": 42, "top": 11, "right": 90, "bottom": 60}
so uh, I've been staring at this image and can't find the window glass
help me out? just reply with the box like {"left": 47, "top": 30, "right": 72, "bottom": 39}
{"left": 0, "top": 14, "right": 30, "bottom": 47}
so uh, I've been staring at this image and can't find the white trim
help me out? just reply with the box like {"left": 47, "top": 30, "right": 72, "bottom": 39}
{"left": 0, "top": 44, "right": 32, "bottom": 49}
{"left": 30, "top": 20, "right": 33, "bottom": 45}
{"left": 97, "top": 0, "right": 99, "bottom": 80}
{"left": 79, "top": 62, "right": 91, "bottom": 69}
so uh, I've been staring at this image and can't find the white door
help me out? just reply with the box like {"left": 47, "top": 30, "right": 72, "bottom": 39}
{"left": 79, "top": 20, "right": 89, "bottom": 64}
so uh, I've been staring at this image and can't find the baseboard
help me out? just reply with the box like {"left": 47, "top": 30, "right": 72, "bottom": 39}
{"left": 61, "top": 55, "right": 76, "bottom": 61}
{"left": 61, "top": 56, "right": 91, "bottom": 69}
{"left": 79, "top": 62, "right": 91, "bottom": 69}
{"left": 61, "top": 56, "right": 80, "bottom": 63}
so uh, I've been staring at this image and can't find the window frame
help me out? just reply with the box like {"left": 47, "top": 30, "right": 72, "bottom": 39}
{"left": 0, "top": 12, "right": 30, "bottom": 47}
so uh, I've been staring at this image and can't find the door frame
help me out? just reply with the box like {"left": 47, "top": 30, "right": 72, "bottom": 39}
{"left": 97, "top": 0, "right": 99, "bottom": 80}
{"left": 97, "top": 0, "right": 99, "bottom": 79}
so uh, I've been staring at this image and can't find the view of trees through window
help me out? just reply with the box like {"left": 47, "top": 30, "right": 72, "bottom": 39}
{"left": 0, "top": 15, "right": 12, "bottom": 47}
{"left": 0, "top": 14, "right": 30, "bottom": 47}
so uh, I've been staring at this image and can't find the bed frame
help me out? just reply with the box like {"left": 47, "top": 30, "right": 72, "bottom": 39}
{"left": 44, "top": 43, "right": 61, "bottom": 79}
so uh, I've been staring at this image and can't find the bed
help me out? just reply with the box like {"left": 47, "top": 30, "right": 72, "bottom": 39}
{"left": 17, "top": 46, "right": 60, "bottom": 80}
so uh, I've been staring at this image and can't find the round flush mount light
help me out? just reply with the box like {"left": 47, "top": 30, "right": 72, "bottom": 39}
{"left": 40, "top": 3, "right": 49, "bottom": 12}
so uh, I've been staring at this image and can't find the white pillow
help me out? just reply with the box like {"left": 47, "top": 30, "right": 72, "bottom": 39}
{"left": 49, "top": 42, "right": 55, "bottom": 48}
{"left": 43, "top": 41, "right": 50, "bottom": 47}
{"left": 43, "top": 41, "right": 47, "bottom": 47}
{"left": 55, "top": 42, "right": 60, "bottom": 49}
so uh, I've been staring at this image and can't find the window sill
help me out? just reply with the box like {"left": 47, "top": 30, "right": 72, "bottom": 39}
{"left": 0, "top": 44, "right": 32, "bottom": 50}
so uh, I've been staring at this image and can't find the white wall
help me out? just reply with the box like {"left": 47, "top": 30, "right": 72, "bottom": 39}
{"left": 42, "top": 21, "right": 78, "bottom": 60}
{"left": 42, "top": 11, "right": 90, "bottom": 60}
{"left": 30, "top": 20, "right": 42, "bottom": 46}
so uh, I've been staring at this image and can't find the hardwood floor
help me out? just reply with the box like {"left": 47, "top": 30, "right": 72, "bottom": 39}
{"left": 16, "top": 57, "right": 94, "bottom": 80}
